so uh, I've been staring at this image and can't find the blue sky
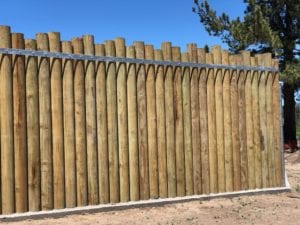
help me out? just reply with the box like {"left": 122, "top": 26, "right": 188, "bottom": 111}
{"left": 0, "top": 0, "right": 246, "bottom": 51}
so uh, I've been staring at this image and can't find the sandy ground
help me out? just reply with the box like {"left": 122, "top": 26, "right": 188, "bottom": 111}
{"left": 1, "top": 151, "right": 300, "bottom": 225}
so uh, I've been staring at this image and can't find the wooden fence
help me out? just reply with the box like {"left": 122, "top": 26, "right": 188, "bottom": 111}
{"left": 0, "top": 25, "right": 284, "bottom": 214}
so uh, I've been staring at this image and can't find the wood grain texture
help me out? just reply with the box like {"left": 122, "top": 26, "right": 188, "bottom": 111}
{"left": 222, "top": 51, "right": 233, "bottom": 192}
{"left": 264, "top": 53, "right": 275, "bottom": 188}
{"left": 95, "top": 44, "right": 110, "bottom": 203}
{"left": 271, "top": 61, "right": 283, "bottom": 187}
{"left": 162, "top": 42, "right": 176, "bottom": 198}
{"left": 212, "top": 46, "right": 225, "bottom": 193}
{"left": 198, "top": 49, "right": 210, "bottom": 194}
{"left": 172, "top": 47, "right": 185, "bottom": 196}
{"left": 12, "top": 33, "right": 27, "bottom": 213}
{"left": 105, "top": 40, "right": 120, "bottom": 203}
{"left": 115, "top": 38, "right": 129, "bottom": 202}
{"left": 250, "top": 57, "right": 262, "bottom": 189}
{"left": 37, "top": 33, "right": 53, "bottom": 210}
{"left": 188, "top": 44, "right": 202, "bottom": 195}
{"left": 126, "top": 46, "right": 140, "bottom": 201}
{"left": 155, "top": 49, "right": 168, "bottom": 198}
{"left": 83, "top": 35, "right": 99, "bottom": 205}
{"left": 62, "top": 41, "right": 76, "bottom": 208}
{"left": 145, "top": 45, "right": 159, "bottom": 199}
{"left": 236, "top": 55, "right": 248, "bottom": 190}
{"left": 182, "top": 52, "right": 193, "bottom": 196}
{"left": 229, "top": 55, "right": 241, "bottom": 191}
{"left": 72, "top": 37, "right": 88, "bottom": 206}
{"left": 242, "top": 51, "right": 255, "bottom": 190}
{"left": 49, "top": 32, "right": 65, "bottom": 209}
{"left": 134, "top": 41, "right": 149, "bottom": 200}
{"left": 256, "top": 54, "right": 269, "bottom": 188}
{"left": 25, "top": 39, "right": 41, "bottom": 212}
{"left": 206, "top": 53, "right": 218, "bottom": 193}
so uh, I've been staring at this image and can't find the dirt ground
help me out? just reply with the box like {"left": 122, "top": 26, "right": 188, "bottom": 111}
{"left": 2, "top": 151, "right": 300, "bottom": 225}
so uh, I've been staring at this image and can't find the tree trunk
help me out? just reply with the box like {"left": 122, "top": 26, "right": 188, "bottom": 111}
{"left": 282, "top": 83, "right": 297, "bottom": 149}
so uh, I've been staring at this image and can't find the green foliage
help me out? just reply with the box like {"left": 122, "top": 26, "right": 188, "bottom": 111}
{"left": 193, "top": 0, "right": 300, "bottom": 60}
{"left": 280, "top": 60, "right": 300, "bottom": 84}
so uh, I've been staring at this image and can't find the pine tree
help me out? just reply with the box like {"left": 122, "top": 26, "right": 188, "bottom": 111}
{"left": 193, "top": 0, "right": 300, "bottom": 147}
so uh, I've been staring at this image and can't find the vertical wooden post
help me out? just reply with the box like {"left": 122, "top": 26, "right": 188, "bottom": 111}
{"left": 212, "top": 46, "right": 225, "bottom": 193}
{"left": 115, "top": 37, "right": 129, "bottom": 202}
{"left": 83, "top": 35, "right": 99, "bottom": 205}
{"left": 105, "top": 40, "right": 120, "bottom": 203}
{"left": 222, "top": 50, "right": 233, "bottom": 192}
{"left": 155, "top": 49, "right": 168, "bottom": 198}
{"left": 256, "top": 54, "right": 269, "bottom": 188}
{"left": 95, "top": 44, "right": 109, "bottom": 203}
{"left": 251, "top": 56, "right": 262, "bottom": 189}
{"left": 172, "top": 47, "right": 185, "bottom": 196}
{"left": 182, "top": 52, "right": 193, "bottom": 196}
{"left": 145, "top": 44, "right": 159, "bottom": 199}
{"left": 272, "top": 60, "right": 283, "bottom": 187}
{"left": 0, "top": 26, "right": 14, "bottom": 214}
{"left": 206, "top": 52, "right": 218, "bottom": 193}
{"left": 162, "top": 42, "right": 176, "bottom": 198}
{"left": 72, "top": 37, "right": 88, "bottom": 206}
{"left": 242, "top": 51, "right": 255, "bottom": 189}
{"left": 134, "top": 41, "right": 149, "bottom": 200}
{"left": 126, "top": 46, "right": 139, "bottom": 201}
{"left": 36, "top": 33, "right": 53, "bottom": 210}
{"left": 48, "top": 32, "right": 65, "bottom": 209}
{"left": 229, "top": 55, "right": 241, "bottom": 191}
{"left": 188, "top": 44, "right": 201, "bottom": 195}
{"left": 62, "top": 41, "right": 76, "bottom": 208}
{"left": 25, "top": 39, "right": 41, "bottom": 211}
{"left": 264, "top": 53, "right": 275, "bottom": 187}
{"left": 12, "top": 33, "right": 27, "bottom": 212}
{"left": 198, "top": 49, "right": 210, "bottom": 194}
{"left": 236, "top": 55, "right": 248, "bottom": 190}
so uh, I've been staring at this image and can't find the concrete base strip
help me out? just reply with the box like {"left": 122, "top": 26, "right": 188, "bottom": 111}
{"left": 0, "top": 185, "right": 291, "bottom": 222}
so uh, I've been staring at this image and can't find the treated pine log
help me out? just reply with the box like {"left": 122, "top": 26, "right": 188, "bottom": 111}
{"left": 62, "top": 41, "right": 76, "bottom": 208}
{"left": 0, "top": 26, "right": 14, "bottom": 214}
{"left": 236, "top": 55, "right": 248, "bottom": 190}
{"left": 25, "top": 39, "right": 41, "bottom": 212}
{"left": 182, "top": 52, "right": 193, "bottom": 196}
{"left": 272, "top": 60, "right": 283, "bottom": 187}
{"left": 48, "top": 32, "right": 65, "bottom": 209}
{"left": 105, "top": 40, "right": 120, "bottom": 203}
{"left": 250, "top": 57, "right": 262, "bottom": 189}
{"left": 188, "top": 44, "right": 201, "bottom": 195}
{"left": 126, "top": 46, "right": 140, "bottom": 201}
{"left": 83, "top": 35, "right": 99, "bottom": 205}
{"left": 256, "top": 54, "right": 269, "bottom": 188}
{"left": 212, "top": 46, "right": 225, "bottom": 193}
{"left": 145, "top": 44, "right": 159, "bottom": 199}
{"left": 95, "top": 44, "right": 109, "bottom": 203}
{"left": 155, "top": 49, "right": 168, "bottom": 198}
{"left": 172, "top": 47, "right": 185, "bottom": 196}
{"left": 222, "top": 50, "right": 233, "bottom": 192}
{"left": 162, "top": 42, "right": 176, "bottom": 198}
{"left": 134, "top": 41, "right": 149, "bottom": 200}
{"left": 206, "top": 52, "right": 218, "bottom": 193}
{"left": 242, "top": 51, "right": 255, "bottom": 190}
{"left": 72, "top": 37, "right": 88, "bottom": 206}
{"left": 12, "top": 33, "right": 27, "bottom": 213}
{"left": 197, "top": 48, "right": 210, "bottom": 194}
{"left": 115, "top": 37, "right": 129, "bottom": 202}
{"left": 36, "top": 33, "right": 53, "bottom": 210}
{"left": 264, "top": 53, "right": 276, "bottom": 188}
{"left": 229, "top": 55, "right": 241, "bottom": 191}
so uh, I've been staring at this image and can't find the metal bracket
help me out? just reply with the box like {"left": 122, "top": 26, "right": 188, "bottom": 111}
{"left": 0, "top": 48, "right": 278, "bottom": 72}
